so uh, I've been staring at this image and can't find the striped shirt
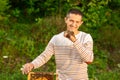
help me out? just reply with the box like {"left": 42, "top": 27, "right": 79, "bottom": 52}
{"left": 31, "top": 31, "right": 94, "bottom": 80}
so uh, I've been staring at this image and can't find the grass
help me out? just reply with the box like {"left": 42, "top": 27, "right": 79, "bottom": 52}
{"left": 0, "top": 69, "right": 120, "bottom": 80}
{"left": 0, "top": 72, "right": 27, "bottom": 80}
{"left": 96, "top": 70, "right": 120, "bottom": 80}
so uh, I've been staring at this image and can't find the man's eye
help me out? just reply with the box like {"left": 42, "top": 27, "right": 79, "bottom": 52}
{"left": 76, "top": 21, "right": 80, "bottom": 23}
{"left": 70, "top": 20, "right": 73, "bottom": 22}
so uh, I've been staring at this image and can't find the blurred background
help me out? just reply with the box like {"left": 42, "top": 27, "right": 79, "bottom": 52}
{"left": 0, "top": 0, "right": 120, "bottom": 80}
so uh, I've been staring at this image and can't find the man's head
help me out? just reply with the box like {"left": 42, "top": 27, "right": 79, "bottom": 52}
{"left": 65, "top": 9, "right": 83, "bottom": 34}
{"left": 66, "top": 9, "right": 83, "bottom": 19}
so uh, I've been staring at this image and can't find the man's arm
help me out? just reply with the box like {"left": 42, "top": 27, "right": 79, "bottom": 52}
{"left": 21, "top": 42, "right": 55, "bottom": 74}
{"left": 73, "top": 40, "right": 94, "bottom": 64}
{"left": 31, "top": 42, "right": 54, "bottom": 68}
{"left": 64, "top": 31, "right": 94, "bottom": 64}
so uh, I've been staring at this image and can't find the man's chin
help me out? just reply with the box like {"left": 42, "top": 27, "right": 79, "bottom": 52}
{"left": 67, "top": 29, "right": 74, "bottom": 31}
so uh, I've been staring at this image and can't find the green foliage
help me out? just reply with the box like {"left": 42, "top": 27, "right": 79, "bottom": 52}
{"left": 78, "top": 0, "right": 110, "bottom": 27}
{"left": 88, "top": 46, "right": 109, "bottom": 79}
{"left": 0, "top": 0, "right": 120, "bottom": 80}
{"left": 0, "top": 72, "right": 27, "bottom": 80}
{"left": 96, "top": 69, "right": 120, "bottom": 80}
{"left": 0, "top": 16, "right": 64, "bottom": 74}
{"left": 0, "top": 0, "right": 10, "bottom": 24}
{"left": 0, "top": 0, "right": 10, "bottom": 15}
{"left": 109, "top": 0, "right": 120, "bottom": 10}
{"left": 11, "top": 8, "right": 21, "bottom": 17}
{"left": 96, "top": 25, "right": 120, "bottom": 69}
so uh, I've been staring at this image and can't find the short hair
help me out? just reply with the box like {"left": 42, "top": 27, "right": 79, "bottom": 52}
{"left": 66, "top": 8, "right": 83, "bottom": 18}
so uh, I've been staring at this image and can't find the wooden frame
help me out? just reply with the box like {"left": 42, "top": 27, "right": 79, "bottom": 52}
{"left": 27, "top": 72, "right": 54, "bottom": 80}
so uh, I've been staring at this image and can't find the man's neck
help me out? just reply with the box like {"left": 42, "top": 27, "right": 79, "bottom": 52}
{"left": 74, "top": 31, "right": 80, "bottom": 35}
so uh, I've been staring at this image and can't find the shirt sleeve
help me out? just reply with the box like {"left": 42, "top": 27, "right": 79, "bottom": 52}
{"left": 73, "top": 34, "right": 94, "bottom": 63}
{"left": 31, "top": 36, "right": 55, "bottom": 69}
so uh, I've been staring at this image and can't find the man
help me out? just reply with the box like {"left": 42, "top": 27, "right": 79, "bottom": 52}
{"left": 21, "top": 8, "right": 94, "bottom": 80}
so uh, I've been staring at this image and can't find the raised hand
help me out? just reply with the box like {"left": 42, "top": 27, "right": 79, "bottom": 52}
{"left": 64, "top": 30, "right": 76, "bottom": 42}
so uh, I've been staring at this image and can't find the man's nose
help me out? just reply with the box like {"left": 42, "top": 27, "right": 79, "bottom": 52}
{"left": 71, "top": 22, "right": 76, "bottom": 27}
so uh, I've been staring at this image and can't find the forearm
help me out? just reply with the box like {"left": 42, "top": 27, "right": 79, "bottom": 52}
{"left": 31, "top": 53, "right": 47, "bottom": 69}
{"left": 31, "top": 43, "right": 54, "bottom": 69}
{"left": 73, "top": 40, "right": 94, "bottom": 63}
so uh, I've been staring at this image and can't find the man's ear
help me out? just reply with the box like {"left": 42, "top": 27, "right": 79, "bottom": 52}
{"left": 64, "top": 17, "right": 67, "bottom": 23}
{"left": 80, "top": 21, "right": 83, "bottom": 26}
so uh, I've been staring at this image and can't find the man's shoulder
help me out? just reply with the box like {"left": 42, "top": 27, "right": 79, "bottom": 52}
{"left": 80, "top": 31, "right": 93, "bottom": 42}
{"left": 50, "top": 32, "right": 66, "bottom": 44}
{"left": 80, "top": 31, "right": 90, "bottom": 36}
{"left": 79, "top": 31, "right": 93, "bottom": 40}
{"left": 54, "top": 32, "right": 64, "bottom": 37}
{"left": 51, "top": 32, "right": 64, "bottom": 40}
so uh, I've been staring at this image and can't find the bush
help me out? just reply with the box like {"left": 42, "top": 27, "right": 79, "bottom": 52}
{"left": 0, "top": 0, "right": 10, "bottom": 15}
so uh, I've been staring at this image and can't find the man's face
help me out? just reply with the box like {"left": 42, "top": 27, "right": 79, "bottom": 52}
{"left": 65, "top": 13, "right": 83, "bottom": 33}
